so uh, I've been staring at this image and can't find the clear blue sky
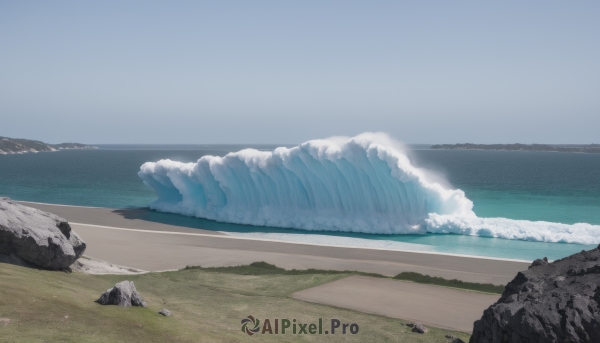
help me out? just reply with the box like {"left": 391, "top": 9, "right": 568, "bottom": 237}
{"left": 1, "top": 1, "right": 598, "bottom": 144}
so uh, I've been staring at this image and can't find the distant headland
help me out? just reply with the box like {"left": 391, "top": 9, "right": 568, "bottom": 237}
{"left": 430, "top": 143, "right": 600, "bottom": 154}
{"left": 0, "top": 136, "right": 97, "bottom": 154}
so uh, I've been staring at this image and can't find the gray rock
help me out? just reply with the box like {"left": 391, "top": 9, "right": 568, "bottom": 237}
{"left": 411, "top": 322, "right": 428, "bottom": 333}
{"left": 158, "top": 309, "right": 172, "bottom": 316}
{"left": 528, "top": 256, "right": 548, "bottom": 269}
{"left": 0, "top": 198, "right": 86, "bottom": 269}
{"left": 446, "top": 335, "right": 466, "bottom": 342}
{"left": 470, "top": 247, "right": 600, "bottom": 343}
{"left": 0, "top": 252, "right": 35, "bottom": 267}
{"left": 96, "top": 281, "right": 146, "bottom": 307}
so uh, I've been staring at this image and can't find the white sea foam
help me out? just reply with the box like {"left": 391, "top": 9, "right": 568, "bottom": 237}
{"left": 426, "top": 215, "right": 600, "bottom": 245}
{"left": 139, "top": 132, "right": 600, "bottom": 245}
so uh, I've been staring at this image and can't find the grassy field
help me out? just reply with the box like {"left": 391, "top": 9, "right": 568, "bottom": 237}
{"left": 0, "top": 261, "right": 471, "bottom": 343}
{"left": 191, "top": 262, "right": 504, "bottom": 295}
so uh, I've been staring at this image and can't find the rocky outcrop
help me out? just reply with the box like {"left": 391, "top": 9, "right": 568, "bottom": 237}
{"left": 0, "top": 198, "right": 86, "bottom": 269}
{"left": 96, "top": 281, "right": 146, "bottom": 307}
{"left": 470, "top": 246, "right": 600, "bottom": 343}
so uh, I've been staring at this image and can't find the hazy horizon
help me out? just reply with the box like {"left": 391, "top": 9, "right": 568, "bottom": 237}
{"left": 2, "top": 1, "right": 599, "bottom": 144}
{"left": 4, "top": 138, "right": 599, "bottom": 147}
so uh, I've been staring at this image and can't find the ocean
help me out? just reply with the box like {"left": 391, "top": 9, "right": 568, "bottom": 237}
{"left": 1, "top": 143, "right": 599, "bottom": 261}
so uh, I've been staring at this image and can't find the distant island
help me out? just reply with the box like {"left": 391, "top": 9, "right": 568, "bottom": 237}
{"left": 430, "top": 143, "right": 600, "bottom": 154}
{"left": 0, "top": 136, "right": 97, "bottom": 154}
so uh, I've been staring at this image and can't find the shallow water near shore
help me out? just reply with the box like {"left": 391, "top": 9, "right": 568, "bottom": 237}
{"left": 1, "top": 144, "right": 599, "bottom": 261}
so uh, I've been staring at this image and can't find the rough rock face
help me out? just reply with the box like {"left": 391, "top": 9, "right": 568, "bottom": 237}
{"left": 0, "top": 198, "right": 86, "bottom": 269}
{"left": 470, "top": 246, "right": 600, "bottom": 343}
{"left": 96, "top": 281, "right": 147, "bottom": 307}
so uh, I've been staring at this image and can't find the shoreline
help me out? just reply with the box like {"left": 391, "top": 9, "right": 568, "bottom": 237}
{"left": 19, "top": 201, "right": 531, "bottom": 284}
{"left": 73, "top": 222, "right": 532, "bottom": 264}
{"left": 20, "top": 200, "right": 531, "bottom": 263}
{"left": 17, "top": 200, "right": 107, "bottom": 209}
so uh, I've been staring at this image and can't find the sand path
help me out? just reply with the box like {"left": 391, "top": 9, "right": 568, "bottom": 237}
{"left": 292, "top": 275, "right": 498, "bottom": 332}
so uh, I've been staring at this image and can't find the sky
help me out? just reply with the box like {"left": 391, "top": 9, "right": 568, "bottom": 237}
{"left": 1, "top": 1, "right": 599, "bottom": 144}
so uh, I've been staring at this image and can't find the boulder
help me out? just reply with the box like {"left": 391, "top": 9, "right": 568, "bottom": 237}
{"left": 0, "top": 198, "right": 86, "bottom": 269}
{"left": 411, "top": 322, "right": 428, "bottom": 333}
{"left": 158, "top": 309, "right": 172, "bottom": 316}
{"left": 470, "top": 246, "right": 600, "bottom": 343}
{"left": 96, "top": 281, "right": 146, "bottom": 307}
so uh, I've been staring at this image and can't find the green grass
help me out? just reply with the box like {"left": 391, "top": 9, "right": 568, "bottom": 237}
{"left": 0, "top": 261, "right": 472, "bottom": 343}
{"left": 393, "top": 272, "right": 505, "bottom": 294}
{"left": 189, "top": 262, "right": 505, "bottom": 294}
{"left": 186, "top": 261, "right": 387, "bottom": 278}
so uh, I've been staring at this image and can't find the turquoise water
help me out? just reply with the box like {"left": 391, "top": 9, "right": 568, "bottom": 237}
{"left": 1, "top": 145, "right": 599, "bottom": 261}
{"left": 410, "top": 149, "right": 600, "bottom": 225}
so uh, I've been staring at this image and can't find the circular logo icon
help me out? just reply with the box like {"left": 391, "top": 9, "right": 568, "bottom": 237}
{"left": 241, "top": 315, "right": 261, "bottom": 336}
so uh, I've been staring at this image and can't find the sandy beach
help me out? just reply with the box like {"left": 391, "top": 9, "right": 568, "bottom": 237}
{"left": 23, "top": 202, "right": 530, "bottom": 284}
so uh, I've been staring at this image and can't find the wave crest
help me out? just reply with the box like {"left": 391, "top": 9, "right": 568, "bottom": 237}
{"left": 138, "top": 132, "right": 600, "bottom": 244}
{"left": 139, "top": 133, "right": 474, "bottom": 234}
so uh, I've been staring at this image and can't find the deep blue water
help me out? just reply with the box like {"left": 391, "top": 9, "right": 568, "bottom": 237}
{"left": 1, "top": 145, "right": 599, "bottom": 261}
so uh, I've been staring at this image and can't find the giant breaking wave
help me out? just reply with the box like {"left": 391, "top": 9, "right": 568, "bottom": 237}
{"left": 139, "top": 133, "right": 600, "bottom": 245}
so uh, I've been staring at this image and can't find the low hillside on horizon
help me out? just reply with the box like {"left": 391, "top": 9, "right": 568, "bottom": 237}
{"left": 0, "top": 136, "right": 96, "bottom": 155}
{"left": 431, "top": 143, "right": 600, "bottom": 154}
